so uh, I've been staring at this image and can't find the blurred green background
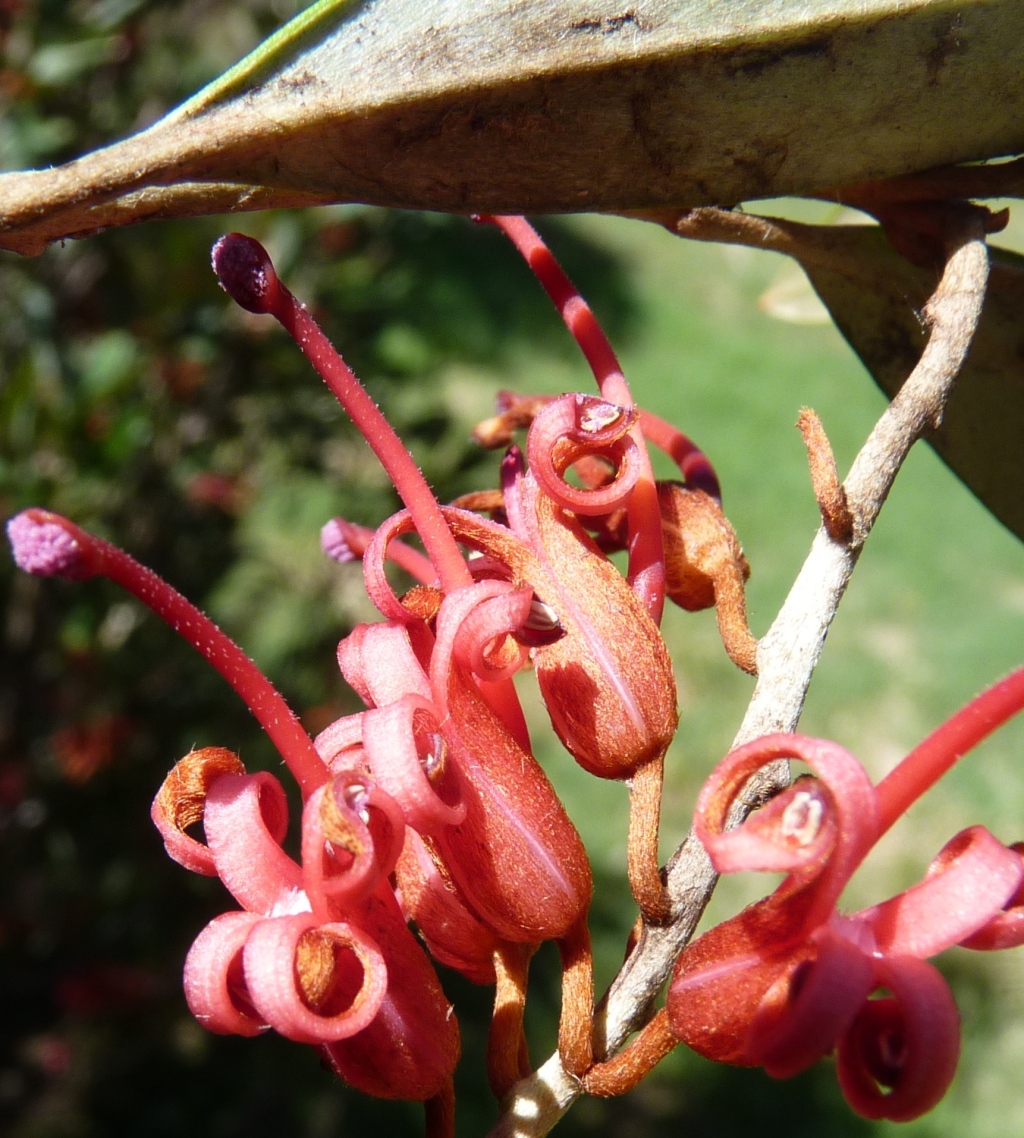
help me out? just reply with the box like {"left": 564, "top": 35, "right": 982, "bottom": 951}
{"left": 1, "top": 2, "right": 1023, "bottom": 1136}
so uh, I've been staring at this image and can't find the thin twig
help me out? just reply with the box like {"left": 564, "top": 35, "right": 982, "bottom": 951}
{"left": 486, "top": 208, "right": 989, "bottom": 1138}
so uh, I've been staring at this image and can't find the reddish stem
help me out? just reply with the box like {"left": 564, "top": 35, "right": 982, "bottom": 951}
{"left": 483, "top": 215, "right": 667, "bottom": 623}
{"left": 637, "top": 408, "right": 721, "bottom": 501}
{"left": 875, "top": 665, "right": 1024, "bottom": 836}
{"left": 488, "top": 942, "right": 534, "bottom": 1099}
{"left": 424, "top": 1079, "right": 456, "bottom": 1138}
{"left": 26, "top": 510, "right": 329, "bottom": 796}
{"left": 213, "top": 234, "right": 472, "bottom": 595}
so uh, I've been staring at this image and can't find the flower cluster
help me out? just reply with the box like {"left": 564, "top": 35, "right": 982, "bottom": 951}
{"left": 6, "top": 218, "right": 758, "bottom": 1133}
{"left": 583, "top": 666, "right": 1024, "bottom": 1121}
{"left": 7, "top": 215, "right": 1021, "bottom": 1134}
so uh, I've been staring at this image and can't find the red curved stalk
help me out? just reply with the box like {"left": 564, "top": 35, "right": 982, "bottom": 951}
{"left": 483, "top": 215, "right": 666, "bottom": 622}
{"left": 875, "top": 665, "right": 1024, "bottom": 836}
{"left": 212, "top": 234, "right": 472, "bottom": 595}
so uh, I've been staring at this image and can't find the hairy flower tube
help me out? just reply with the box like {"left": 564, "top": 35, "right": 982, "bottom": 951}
{"left": 584, "top": 665, "right": 1024, "bottom": 1121}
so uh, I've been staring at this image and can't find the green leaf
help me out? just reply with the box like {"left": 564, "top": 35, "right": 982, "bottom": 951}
{"left": 3, "top": 0, "right": 1024, "bottom": 251}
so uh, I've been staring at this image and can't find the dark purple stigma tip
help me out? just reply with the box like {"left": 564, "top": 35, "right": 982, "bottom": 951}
{"left": 321, "top": 518, "right": 356, "bottom": 564}
{"left": 7, "top": 511, "right": 89, "bottom": 579}
{"left": 211, "top": 233, "right": 279, "bottom": 315}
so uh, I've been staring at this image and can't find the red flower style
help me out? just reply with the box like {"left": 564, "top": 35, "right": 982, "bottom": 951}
{"left": 666, "top": 665, "right": 1024, "bottom": 1121}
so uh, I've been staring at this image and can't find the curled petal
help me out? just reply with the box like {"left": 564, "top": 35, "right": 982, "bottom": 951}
{"left": 453, "top": 586, "right": 534, "bottom": 683}
{"left": 711, "top": 777, "right": 837, "bottom": 876}
{"left": 335, "top": 624, "right": 375, "bottom": 705}
{"left": 313, "top": 714, "right": 365, "bottom": 769}
{"left": 204, "top": 773, "right": 302, "bottom": 914}
{"left": 337, "top": 620, "right": 432, "bottom": 707}
{"left": 151, "top": 747, "right": 246, "bottom": 875}
{"left": 328, "top": 774, "right": 406, "bottom": 883}
{"left": 361, "top": 513, "right": 437, "bottom": 625}
{"left": 301, "top": 777, "right": 405, "bottom": 914}
{"left": 837, "top": 956, "right": 960, "bottom": 1122}
{"left": 696, "top": 734, "right": 879, "bottom": 928}
{"left": 183, "top": 911, "right": 266, "bottom": 1036}
{"left": 526, "top": 394, "right": 642, "bottom": 516}
{"left": 962, "top": 842, "right": 1024, "bottom": 950}
{"left": 344, "top": 518, "right": 535, "bottom": 751}
{"left": 242, "top": 913, "right": 387, "bottom": 1044}
{"left": 746, "top": 923, "right": 875, "bottom": 1078}
{"left": 861, "top": 826, "right": 1024, "bottom": 958}
{"left": 414, "top": 573, "right": 536, "bottom": 749}
{"left": 429, "top": 581, "right": 532, "bottom": 710}
{"left": 366, "top": 506, "right": 529, "bottom": 620}
{"left": 361, "top": 695, "right": 465, "bottom": 832}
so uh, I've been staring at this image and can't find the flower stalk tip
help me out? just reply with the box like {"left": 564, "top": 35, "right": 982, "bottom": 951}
{"left": 212, "top": 232, "right": 472, "bottom": 599}
{"left": 9, "top": 508, "right": 328, "bottom": 797}
{"left": 211, "top": 232, "right": 281, "bottom": 315}
{"left": 7, "top": 509, "right": 92, "bottom": 580}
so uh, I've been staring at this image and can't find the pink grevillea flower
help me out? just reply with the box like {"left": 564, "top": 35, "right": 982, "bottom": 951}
{"left": 153, "top": 749, "right": 389, "bottom": 1044}
{"left": 322, "top": 616, "right": 593, "bottom": 949}
{"left": 464, "top": 217, "right": 757, "bottom": 919}
{"left": 322, "top": 214, "right": 688, "bottom": 922}
{"left": 667, "top": 664, "right": 1024, "bottom": 1121}
{"left": 319, "top": 583, "right": 596, "bottom": 1088}
{"left": 211, "top": 231, "right": 594, "bottom": 947}
{"left": 211, "top": 231, "right": 596, "bottom": 1083}
{"left": 6, "top": 510, "right": 462, "bottom": 1123}
{"left": 470, "top": 390, "right": 756, "bottom": 670}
